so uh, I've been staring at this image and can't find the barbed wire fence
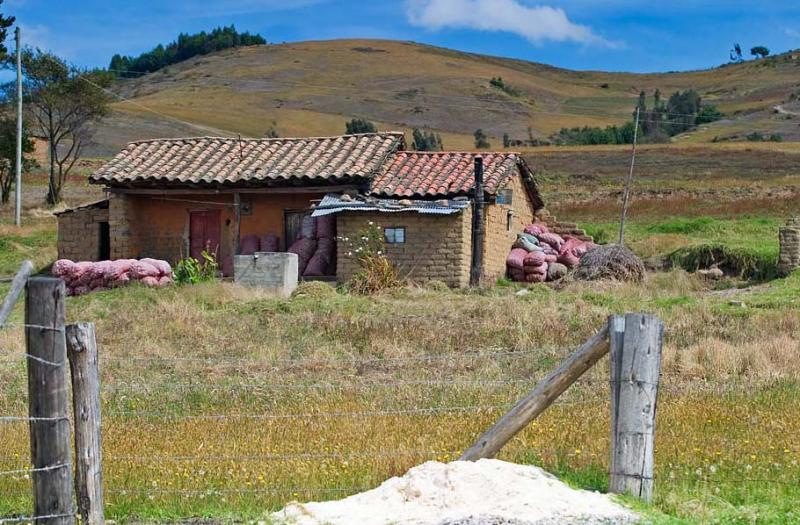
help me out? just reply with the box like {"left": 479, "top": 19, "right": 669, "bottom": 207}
{"left": 2, "top": 274, "right": 799, "bottom": 522}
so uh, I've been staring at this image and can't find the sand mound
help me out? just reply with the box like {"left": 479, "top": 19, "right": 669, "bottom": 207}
{"left": 273, "top": 459, "right": 637, "bottom": 525}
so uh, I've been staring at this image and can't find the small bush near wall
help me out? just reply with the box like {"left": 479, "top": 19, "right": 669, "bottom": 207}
{"left": 174, "top": 250, "right": 220, "bottom": 285}
{"left": 340, "top": 223, "right": 402, "bottom": 294}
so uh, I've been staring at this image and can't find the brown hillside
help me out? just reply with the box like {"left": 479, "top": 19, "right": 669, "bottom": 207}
{"left": 86, "top": 39, "right": 800, "bottom": 156}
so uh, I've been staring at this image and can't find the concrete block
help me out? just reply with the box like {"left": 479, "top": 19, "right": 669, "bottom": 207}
{"left": 234, "top": 252, "right": 298, "bottom": 297}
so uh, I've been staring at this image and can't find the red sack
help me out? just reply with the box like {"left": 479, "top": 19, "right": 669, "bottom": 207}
{"left": 300, "top": 216, "right": 316, "bottom": 239}
{"left": 524, "top": 251, "right": 546, "bottom": 267}
{"left": 315, "top": 214, "right": 336, "bottom": 239}
{"left": 544, "top": 254, "right": 558, "bottom": 263}
{"left": 524, "top": 272, "right": 546, "bottom": 283}
{"left": 140, "top": 276, "right": 160, "bottom": 287}
{"left": 524, "top": 224, "right": 549, "bottom": 236}
{"left": 157, "top": 275, "right": 172, "bottom": 287}
{"left": 506, "top": 248, "right": 528, "bottom": 271}
{"left": 129, "top": 260, "right": 158, "bottom": 280}
{"left": 259, "top": 234, "right": 280, "bottom": 253}
{"left": 288, "top": 237, "right": 317, "bottom": 274}
{"left": 508, "top": 268, "right": 525, "bottom": 282}
{"left": 303, "top": 238, "right": 336, "bottom": 277}
{"left": 240, "top": 234, "right": 260, "bottom": 255}
{"left": 537, "top": 232, "right": 565, "bottom": 251}
{"left": 141, "top": 258, "right": 172, "bottom": 276}
{"left": 52, "top": 259, "right": 75, "bottom": 278}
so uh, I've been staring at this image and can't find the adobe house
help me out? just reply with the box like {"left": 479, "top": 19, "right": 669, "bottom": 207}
{"left": 58, "top": 132, "right": 588, "bottom": 286}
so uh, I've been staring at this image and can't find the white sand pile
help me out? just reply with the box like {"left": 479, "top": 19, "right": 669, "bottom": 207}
{"left": 273, "top": 459, "right": 638, "bottom": 525}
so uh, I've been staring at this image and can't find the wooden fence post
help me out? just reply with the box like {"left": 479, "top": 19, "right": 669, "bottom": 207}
{"left": 66, "top": 322, "right": 104, "bottom": 525}
{"left": 26, "top": 277, "right": 75, "bottom": 525}
{"left": 460, "top": 324, "right": 610, "bottom": 461}
{"left": 609, "top": 313, "right": 663, "bottom": 503}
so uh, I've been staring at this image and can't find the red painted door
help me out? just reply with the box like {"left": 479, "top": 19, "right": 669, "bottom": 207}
{"left": 189, "top": 210, "right": 221, "bottom": 260}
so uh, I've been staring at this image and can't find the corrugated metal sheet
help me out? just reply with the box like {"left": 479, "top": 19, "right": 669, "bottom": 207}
{"left": 311, "top": 194, "right": 470, "bottom": 217}
{"left": 90, "top": 133, "right": 405, "bottom": 185}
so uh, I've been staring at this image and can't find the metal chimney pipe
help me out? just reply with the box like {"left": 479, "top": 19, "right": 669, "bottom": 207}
{"left": 470, "top": 156, "right": 485, "bottom": 287}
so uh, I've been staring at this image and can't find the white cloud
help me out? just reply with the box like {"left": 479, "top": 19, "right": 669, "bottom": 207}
{"left": 405, "top": 0, "right": 615, "bottom": 46}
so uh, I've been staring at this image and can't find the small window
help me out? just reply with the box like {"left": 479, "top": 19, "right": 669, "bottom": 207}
{"left": 497, "top": 188, "right": 513, "bottom": 205}
{"left": 384, "top": 227, "right": 406, "bottom": 244}
{"left": 507, "top": 210, "right": 514, "bottom": 232}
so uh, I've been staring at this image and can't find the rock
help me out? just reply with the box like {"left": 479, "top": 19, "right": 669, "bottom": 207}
{"left": 515, "top": 289, "right": 530, "bottom": 296}
{"left": 697, "top": 268, "right": 724, "bottom": 280}
{"left": 546, "top": 262, "right": 568, "bottom": 281}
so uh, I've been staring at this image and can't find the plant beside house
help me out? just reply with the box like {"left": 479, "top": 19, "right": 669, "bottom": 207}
{"left": 340, "top": 222, "right": 402, "bottom": 294}
{"left": 173, "top": 250, "right": 219, "bottom": 285}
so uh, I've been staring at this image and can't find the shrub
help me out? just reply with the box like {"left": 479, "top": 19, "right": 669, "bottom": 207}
{"left": 340, "top": 223, "right": 402, "bottom": 294}
{"left": 173, "top": 250, "right": 219, "bottom": 285}
{"left": 666, "top": 244, "right": 776, "bottom": 280}
{"left": 345, "top": 118, "right": 377, "bottom": 134}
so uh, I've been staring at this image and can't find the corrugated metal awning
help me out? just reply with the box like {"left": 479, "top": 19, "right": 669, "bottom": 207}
{"left": 311, "top": 194, "right": 470, "bottom": 217}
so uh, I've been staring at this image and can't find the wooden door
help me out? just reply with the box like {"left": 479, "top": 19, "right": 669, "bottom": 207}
{"left": 189, "top": 210, "right": 221, "bottom": 260}
{"left": 284, "top": 210, "right": 308, "bottom": 248}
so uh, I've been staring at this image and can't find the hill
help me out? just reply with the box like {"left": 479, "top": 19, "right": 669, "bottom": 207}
{"left": 86, "top": 39, "right": 800, "bottom": 156}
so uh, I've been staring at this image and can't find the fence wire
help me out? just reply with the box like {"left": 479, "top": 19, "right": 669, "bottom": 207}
{"left": 0, "top": 322, "right": 77, "bottom": 524}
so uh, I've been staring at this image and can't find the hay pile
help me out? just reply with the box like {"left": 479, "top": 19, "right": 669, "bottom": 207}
{"left": 574, "top": 244, "right": 645, "bottom": 283}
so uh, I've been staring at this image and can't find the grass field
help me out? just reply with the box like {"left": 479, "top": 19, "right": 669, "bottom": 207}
{"left": 1, "top": 144, "right": 800, "bottom": 523}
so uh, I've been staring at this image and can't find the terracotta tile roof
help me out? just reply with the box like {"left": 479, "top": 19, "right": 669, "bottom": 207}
{"left": 370, "top": 151, "right": 524, "bottom": 198}
{"left": 89, "top": 133, "right": 405, "bottom": 186}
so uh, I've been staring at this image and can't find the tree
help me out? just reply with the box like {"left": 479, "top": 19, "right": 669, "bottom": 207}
{"left": 411, "top": 128, "right": 443, "bottom": 151}
{"left": 264, "top": 121, "right": 279, "bottom": 138}
{"left": 473, "top": 129, "right": 490, "bottom": 149}
{"left": 0, "top": 1, "right": 14, "bottom": 59}
{"left": 108, "top": 25, "right": 266, "bottom": 77}
{"left": 750, "top": 46, "right": 770, "bottom": 59}
{"left": 345, "top": 118, "right": 377, "bottom": 134}
{"left": 0, "top": 116, "right": 34, "bottom": 204}
{"left": 13, "top": 49, "right": 112, "bottom": 204}
{"left": 730, "top": 43, "right": 743, "bottom": 62}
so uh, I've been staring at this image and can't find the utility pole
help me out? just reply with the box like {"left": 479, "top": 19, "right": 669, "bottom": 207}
{"left": 618, "top": 106, "right": 640, "bottom": 246}
{"left": 14, "top": 26, "right": 22, "bottom": 227}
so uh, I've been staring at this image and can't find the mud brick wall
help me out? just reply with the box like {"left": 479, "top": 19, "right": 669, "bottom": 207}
{"left": 483, "top": 174, "right": 539, "bottom": 283}
{"left": 336, "top": 209, "right": 473, "bottom": 288}
{"left": 57, "top": 203, "right": 109, "bottom": 261}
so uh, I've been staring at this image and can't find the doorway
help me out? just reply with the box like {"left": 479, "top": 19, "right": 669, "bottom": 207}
{"left": 189, "top": 210, "right": 221, "bottom": 260}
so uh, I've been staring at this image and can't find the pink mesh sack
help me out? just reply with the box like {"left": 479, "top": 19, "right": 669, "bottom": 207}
{"left": 506, "top": 248, "right": 527, "bottom": 271}
{"left": 524, "top": 251, "right": 546, "bottom": 267}
{"left": 140, "top": 276, "right": 160, "bottom": 287}
{"left": 129, "top": 260, "right": 158, "bottom": 280}
{"left": 259, "top": 234, "right": 280, "bottom": 253}
{"left": 315, "top": 214, "right": 336, "bottom": 239}
{"left": 508, "top": 268, "right": 525, "bottom": 282}
{"left": 288, "top": 237, "right": 317, "bottom": 274}
{"left": 524, "top": 224, "right": 549, "bottom": 236}
{"left": 300, "top": 216, "right": 317, "bottom": 239}
{"left": 141, "top": 258, "right": 172, "bottom": 276}
{"left": 51, "top": 259, "right": 75, "bottom": 278}
{"left": 303, "top": 238, "right": 336, "bottom": 277}
{"left": 537, "top": 232, "right": 565, "bottom": 250}
{"left": 240, "top": 234, "right": 260, "bottom": 255}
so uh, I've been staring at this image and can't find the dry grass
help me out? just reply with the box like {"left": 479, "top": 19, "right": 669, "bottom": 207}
{"left": 1, "top": 271, "right": 799, "bottom": 521}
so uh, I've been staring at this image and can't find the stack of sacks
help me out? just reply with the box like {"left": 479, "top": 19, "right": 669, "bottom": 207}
{"left": 523, "top": 251, "right": 547, "bottom": 283}
{"left": 303, "top": 214, "right": 337, "bottom": 277}
{"left": 505, "top": 223, "right": 597, "bottom": 283}
{"left": 52, "top": 258, "right": 172, "bottom": 296}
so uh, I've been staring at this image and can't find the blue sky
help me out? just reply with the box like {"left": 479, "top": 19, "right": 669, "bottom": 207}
{"left": 6, "top": 0, "right": 800, "bottom": 73}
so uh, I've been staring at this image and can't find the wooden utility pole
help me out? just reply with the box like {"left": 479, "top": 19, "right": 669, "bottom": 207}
{"left": 0, "top": 259, "right": 33, "bottom": 327}
{"left": 66, "top": 322, "right": 104, "bottom": 525}
{"left": 609, "top": 313, "right": 663, "bottom": 503}
{"left": 14, "top": 26, "right": 22, "bottom": 227}
{"left": 469, "top": 156, "right": 485, "bottom": 287}
{"left": 460, "top": 324, "right": 609, "bottom": 460}
{"left": 618, "top": 107, "right": 640, "bottom": 245}
{"left": 26, "top": 277, "right": 75, "bottom": 525}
